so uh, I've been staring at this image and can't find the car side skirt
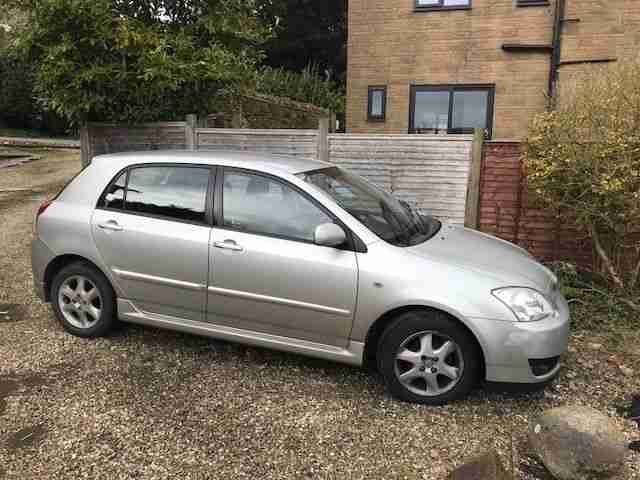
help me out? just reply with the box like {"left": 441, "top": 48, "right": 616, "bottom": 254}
{"left": 117, "top": 299, "right": 364, "bottom": 366}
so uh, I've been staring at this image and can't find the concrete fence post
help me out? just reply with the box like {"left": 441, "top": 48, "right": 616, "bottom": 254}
{"left": 185, "top": 114, "right": 197, "bottom": 151}
{"left": 80, "top": 123, "right": 90, "bottom": 167}
{"left": 317, "top": 117, "right": 329, "bottom": 162}
{"left": 464, "top": 128, "right": 485, "bottom": 229}
{"left": 329, "top": 113, "right": 337, "bottom": 133}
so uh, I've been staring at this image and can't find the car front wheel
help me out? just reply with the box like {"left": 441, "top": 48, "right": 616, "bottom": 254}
{"left": 377, "top": 310, "right": 481, "bottom": 405}
{"left": 51, "top": 262, "right": 116, "bottom": 337}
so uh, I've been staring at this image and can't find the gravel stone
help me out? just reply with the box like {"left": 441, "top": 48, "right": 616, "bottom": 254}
{"left": 529, "top": 406, "right": 628, "bottom": 480}
{"left": 446, "top": 449, "right": 510, "bottom": 479}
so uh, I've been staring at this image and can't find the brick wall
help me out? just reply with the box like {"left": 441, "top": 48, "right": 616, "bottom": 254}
{"left": 478, "top": 141, "right": 592, "bottom": 267}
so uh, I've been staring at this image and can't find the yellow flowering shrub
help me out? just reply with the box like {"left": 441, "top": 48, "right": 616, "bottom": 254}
{"left": 524, "top": 61, "right": 640, "bottom": 303}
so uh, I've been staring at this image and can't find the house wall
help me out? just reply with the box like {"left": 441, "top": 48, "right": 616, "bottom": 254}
{"left": 347, "top": 0, "right": 640, "bottom": 139}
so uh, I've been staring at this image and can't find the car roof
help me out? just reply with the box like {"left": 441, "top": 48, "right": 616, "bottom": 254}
{"left": 92, "top": 150, "right": 331, "bottom": 175}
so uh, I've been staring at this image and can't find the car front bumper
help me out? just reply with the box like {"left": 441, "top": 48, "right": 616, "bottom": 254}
{"left": 471, "top": 293, "right": 570, "bottom": 384}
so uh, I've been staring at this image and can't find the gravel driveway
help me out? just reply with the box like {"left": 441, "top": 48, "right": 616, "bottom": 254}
{"left": 1, "top": 150, "right": 639, "bottom": 479}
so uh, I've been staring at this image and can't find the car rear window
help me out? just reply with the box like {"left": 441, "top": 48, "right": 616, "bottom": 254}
{"left": 97, "top": 166, "right": 210, "bottom": 224}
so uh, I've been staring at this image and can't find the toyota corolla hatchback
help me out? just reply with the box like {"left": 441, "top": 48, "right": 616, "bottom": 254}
{"left": 31, "top": 151, "right": 570, "bottom": 404}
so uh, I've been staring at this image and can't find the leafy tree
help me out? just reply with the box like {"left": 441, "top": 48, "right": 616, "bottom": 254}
{"left": 0, "top": 55, "right": 36, "bottom": 128}
{"left": 12, "top": 0, "right": 269, "bottom": 124}
{"left": 0, "top": 7, "right": 36, "bottom": 128}
{"left": 524, "top": 62, "right": 640, "bottom": 307}
{"left": 257, "top": 0, "right": 347, "bottom": 83}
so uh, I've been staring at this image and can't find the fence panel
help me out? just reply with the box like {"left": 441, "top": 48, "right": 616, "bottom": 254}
{"left": 82, "top": 122, "right": 188, "bottom": 166}
{"left": 82, "top": 121, "right": 475, "bottom": 227}
{"left": 328, "top": 134, "right": 474, "bottom": 225}
{"left": 478, "top": 141, "right": 593, "bottom": 266}
{"left": 196, "top": 128, "right": 319, "bottom": 160}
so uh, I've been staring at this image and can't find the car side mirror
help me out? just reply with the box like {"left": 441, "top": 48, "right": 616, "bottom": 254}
{"left": 314, "top": 223, "right": 347, "bottom": 247}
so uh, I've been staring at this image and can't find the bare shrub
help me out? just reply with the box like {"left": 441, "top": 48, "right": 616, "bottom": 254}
{"left": 524, "top": 61, "right": 640, "bottom": 308}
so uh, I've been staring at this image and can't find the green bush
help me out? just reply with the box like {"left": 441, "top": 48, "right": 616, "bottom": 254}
{"left": 254, "top": 64, "right": 345, "bottom": 114}
{"left": 0, "top": 54, "right": 35, "bottom": 127}
{"left": 0, "top": 6, "right": 35, "bottom": 128}
{"left": 524, "top": 61, "right": 640, "bottom": 310}
{"left": 11, "top": 0, "right": 269, "bottom": 125}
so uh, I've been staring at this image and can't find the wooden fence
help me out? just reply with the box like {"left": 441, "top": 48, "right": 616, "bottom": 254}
{"left": 81, "top": 116, "right": 481, "bottom": 226}
{"left": 196, "top": 129, "right": 319, "bottom": 160}
{"left": 327, "top": 133, "right": 476, "bottom": 226}
{"left": 80, "top": 121, "right": 188, "bottom": 165}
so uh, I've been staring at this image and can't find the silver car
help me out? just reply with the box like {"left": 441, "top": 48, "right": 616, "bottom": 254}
{"left": 31, "top": 151, "right": 570, "bottom": 404}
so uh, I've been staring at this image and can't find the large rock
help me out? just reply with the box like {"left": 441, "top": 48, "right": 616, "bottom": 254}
{"left": 447, "top": 450, "right": 511, "bottom": 480}
{"left": 529, "top": 405, "right": 627, "bottom": 480}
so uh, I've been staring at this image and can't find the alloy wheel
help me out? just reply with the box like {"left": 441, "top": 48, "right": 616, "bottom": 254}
{"left": 57, "top": 275, "right": 103, "bottom": 329}
{"left": 394, "top": 330, "right": 464, "bottom": 397}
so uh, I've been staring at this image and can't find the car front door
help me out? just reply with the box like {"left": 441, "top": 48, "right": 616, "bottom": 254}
{"left": 92, "top": 164, "right": 213, "bottom": 321}
{"left": 206, "top": 167, "right": 358, "bottom": 347}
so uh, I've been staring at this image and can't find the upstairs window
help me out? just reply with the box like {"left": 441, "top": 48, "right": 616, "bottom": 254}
{"left": 367, "top": 86, "right": 387, "bottom": 122}
{"left": 516, "top": 0, "right": 550, "bottom": 6}
{"left": 409, "top": 85, "right": 494, "bottom": 138}
{"left": 415, "top": 0, "right": 471, "bottom": 10}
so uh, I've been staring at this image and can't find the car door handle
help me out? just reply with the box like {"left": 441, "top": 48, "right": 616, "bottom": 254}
{"left": 98, "top": 221, "right": 124, "bottom": 232}
{"left": 213, "top": 240, "right": 243, "bottom": 252}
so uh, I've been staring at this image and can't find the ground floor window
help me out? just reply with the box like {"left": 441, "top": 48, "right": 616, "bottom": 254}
{"left": 409, "top": 85, "right": 494, "bottom": 138}
{"left": 367, "top": 86, "right": 387, "bottom": 122}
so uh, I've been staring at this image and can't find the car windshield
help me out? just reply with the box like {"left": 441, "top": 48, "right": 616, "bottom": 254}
{"left": 298, "top": 167, "right": 441, "bottom": 247}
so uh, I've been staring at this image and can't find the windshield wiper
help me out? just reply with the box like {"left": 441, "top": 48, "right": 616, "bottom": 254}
{"left": 379, "top": 200, "right": 412, "bottom": 246}
{"left": 399, "top": 201, "right": 442, "bottom": 244}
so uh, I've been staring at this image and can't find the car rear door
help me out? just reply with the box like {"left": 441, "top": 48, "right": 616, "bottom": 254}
{"left": 206, "top": 167, "right": 358, "bottom": 347}
{"left": 91, "top": 164, "right": 213, "bottom": 321}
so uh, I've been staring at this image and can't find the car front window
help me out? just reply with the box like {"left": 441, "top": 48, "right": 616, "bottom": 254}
{"left": 223, "top": 170, "right": 332, "bottom": 243}
{"left": 298, "top": 167, "right": 441, "bottom": 246}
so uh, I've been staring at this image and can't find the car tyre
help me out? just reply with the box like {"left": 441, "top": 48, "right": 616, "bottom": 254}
{"left": 51, "top": 262, "right": 116, "bottom": 338}
{"left": 377, "top": 309, "right": 481, "bottom": 405}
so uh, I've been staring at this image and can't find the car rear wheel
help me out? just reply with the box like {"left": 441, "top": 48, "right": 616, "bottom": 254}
{"left": 51, "top": 262, "right": 116, "bottom": 337}
{"left": 377, "top": 310, "right": 481, "bottom": 405}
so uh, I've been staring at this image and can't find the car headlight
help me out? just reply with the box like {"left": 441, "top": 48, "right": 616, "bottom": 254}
{"left": 492, "top": 287, "right": 556, "bottom": 322}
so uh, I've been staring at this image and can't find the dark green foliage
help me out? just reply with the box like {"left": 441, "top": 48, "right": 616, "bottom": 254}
{"left": 0, "top": 55, "right": 35, "bottom": 127}
{"left": 0, "top": 6, "right": 34, "bottom": 128}
{"left": 13, "top": 0, "right": 269, "bottom": 124}
{"left": 3, "top": 0, "right": 347, "bottom": 128}
{"left": 257, "top": 0, "right": 347, "bottom": 83}
{"left": 255, "top": 64, "right": 345, "bottom": 114}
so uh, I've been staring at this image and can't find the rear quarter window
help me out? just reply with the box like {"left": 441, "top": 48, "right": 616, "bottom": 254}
{"left": 97, "top": 171, "right": 127, "bottom": 210}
